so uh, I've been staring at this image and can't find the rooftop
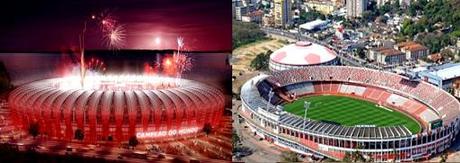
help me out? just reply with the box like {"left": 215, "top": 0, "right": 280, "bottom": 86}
{"left": 422, "top": 63, "right": 460, "bottom": 80}
{"left": 396, "top": 41, "right": 428, "bottom": 52}
{"left": 403, "top": 44, "right": 428, "bottom": 52}
{"left": 299, "top": 19, "right": 329, "bottom": 30}
{"left": 380, "top": 48, "right": 404, "bottom": 56}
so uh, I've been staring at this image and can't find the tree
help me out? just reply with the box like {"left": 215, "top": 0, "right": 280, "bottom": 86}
{"left": 342, "top": 144, "right": 366, "bottom": 162}
{"left": 299, "top": 9, "right": 326, "bottom": 24}
{"left": 250, "top": 50, "right": 272, "bottom": 71}
{"left": 441, "top": 49, "right": 455, "bottom": 61}
{"left": 378, "top": 2, "right": 392, "bottom": 15}
{"left": 232, "top": 130, "right": 241, "bottom": 151}
{"left": 354, "top": 47, "right": 366, "bottom": 59}
{"left": 233, "top": 21, "right": 266, "bottom": 49}
{"left": 128, "top": 136, "right": 139, "bottom": 150}
{"left": 440, "top": 150, "right": 448, "bottom": 162}
{"left": 202, "top": 123, "right": 212, "bottom": 135}
{"left": 74, "top": 128, "right": 84, "bottom": 141}
{"left": 351, "top": 149, "right": 366, "bottom": 162}
{"left": 343, "top": 152, "right": 352, "bottom": 162}
{"left": 28, "top": 122, "right": 40, "bottom": 139}
{"left": 280, "top": 150, "right": 299, "bottom": 162}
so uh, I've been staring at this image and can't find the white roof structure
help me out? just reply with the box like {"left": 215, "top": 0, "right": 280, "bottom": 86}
{"left": 299, "top": 19, "right": 329, "bottom": 31}
{"left": 270, "top": 41, "right": 337, "bottom": 65}
{"left": 426, "top": 63, "right": 460, "bottom": 80}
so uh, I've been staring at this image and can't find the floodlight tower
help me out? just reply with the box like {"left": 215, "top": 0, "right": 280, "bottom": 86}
{"left": 303, "top": 101, "right": 310, "bottom": 131}
{"left": 267, "top": 88, "right": 274, "bottom": 110}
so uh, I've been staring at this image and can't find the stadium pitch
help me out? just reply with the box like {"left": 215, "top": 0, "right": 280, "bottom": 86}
{"left": 283, "top": 95, "right": 421, "bottom": 133}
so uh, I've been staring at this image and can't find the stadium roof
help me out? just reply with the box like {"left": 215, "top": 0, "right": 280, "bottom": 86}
{"left": 270, "top": 41, "right": 337, "bottom": 66}
{"left": 423, "top": 63, "right": 460, "bottom": 80}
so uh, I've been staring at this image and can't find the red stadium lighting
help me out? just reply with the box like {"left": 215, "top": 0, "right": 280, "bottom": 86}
{"left": 164, "top": 58, "right": 172, "bottom": 66}
{"left": 9, "top": 75, "right": 225, "bottom": 143}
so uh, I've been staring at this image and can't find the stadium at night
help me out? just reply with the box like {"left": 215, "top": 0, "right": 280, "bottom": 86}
{"left": 0, "top": 0, "right": 232, "bottom": 160}
{"left": 8, "top": 75, "right": 224, "bottom": 143}
{"left": 239, "top": 66, "right": 460, "bottom": 161}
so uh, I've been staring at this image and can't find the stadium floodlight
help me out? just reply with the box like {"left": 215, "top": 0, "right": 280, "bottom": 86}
{"left": 267, "top": 88, "right": 274, "bottom": 110}
{"left": 303, "top": 101, "right": 310, "bottom": 131}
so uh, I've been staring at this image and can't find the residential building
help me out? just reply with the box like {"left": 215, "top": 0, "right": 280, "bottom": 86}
{"left": 395, "top": 41, "right": 429, "bottom": 61}
{"left": 305, "top": 0, "right": 337, "bottom": 15}
{"left": 346, "top": 0, "right": 367, "bottom": 18}
{"left": 454, "top": 80, "right": 460, "bottom": 98}
{"left": 274, "top": 0, "right": 292, "bottom": 27}
{"left": 242, "top": 10, "right": 264, "bottom": 23}
{"left": 374, "top": 48, "right": 406, "bottom": 65}
{"left": 263, "top": 14, "right": 275, "bottom": 27}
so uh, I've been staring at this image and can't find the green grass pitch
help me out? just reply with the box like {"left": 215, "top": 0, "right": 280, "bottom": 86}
{"left": 283, "top": 95, "right": 421, "bottom": 134}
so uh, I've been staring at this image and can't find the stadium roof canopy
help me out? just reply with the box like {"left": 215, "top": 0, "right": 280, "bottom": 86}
{"left": 270, "top": 41, "right": 337, "bottom": 66}
{"left": 421, "top": 63, "right": 460, "bottom": 80}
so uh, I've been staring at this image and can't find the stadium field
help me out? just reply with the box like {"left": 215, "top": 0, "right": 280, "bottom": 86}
{"left": 283, "top": 95, "right": 421, "bottom": 134}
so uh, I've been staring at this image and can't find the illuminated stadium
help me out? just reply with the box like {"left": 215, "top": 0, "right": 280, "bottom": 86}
{"left": 269, "top": 41, "right": 338, "bottom": 71}
{"left": 8, "top": 75, "right": 225, "bottom": 143}
{"left": 239, "top": 66, "right": 460, "bottom": 161}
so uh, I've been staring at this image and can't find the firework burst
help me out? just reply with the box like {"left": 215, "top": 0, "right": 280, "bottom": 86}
{"left": 172, "top": 37, "right": 192, "bottom": 78}
{"left": 104, "top": 25, "right": 126, "bottom": 49}
{"left": 97, "top": 11, "right": 118, "bottom": 32}
{"left": 87, "top": 58, "right": 107, "bottom": 73}
{"left": 173, "top": 53, "right": 193, "bottom": 77}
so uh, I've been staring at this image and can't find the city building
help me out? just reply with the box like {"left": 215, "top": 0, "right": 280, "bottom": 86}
{"left": 305, "top": 0, "right": 337, "bottom": 15}
{"left": 233, "top": 0, "right": 244, "bottom": 19}
{"left": 376, "top": 0, "right": 391, "bottom": 8}
{"left": 263, "top": 14, "right": 276, "bottom": 27}
{"left": 395, "top": 41, "right": 430, "bottom": 61}
{"left": 299, "top": 19, "right": 330, "bottom": 33}
{"left": 346, "top": 0, "right": 367, "bottom": 18}
{"left": 454, "top": 80, "right": 460, "bottom": 98}
{"left": 416, "top": 63, "right": 460, "bottom": 90}
{"left": 235, "top": 5, "right": 256, "bottom": 21}
{"left": 332, "top": 0, "right": 345, "bottom": 7}
{"left": 242, "top": 10, "right": 264, "bottom": 23}
{"left": 374, "top": 48, "right": 406, "bottom": 65}
{"left": 235, "top": 6, "right": 247, "bottom": 21}
{"left": 427, "top": 53, "right": 443, "bottom": 63}
{"left": 274, "top": 0, "right": 292, "bottom": 27}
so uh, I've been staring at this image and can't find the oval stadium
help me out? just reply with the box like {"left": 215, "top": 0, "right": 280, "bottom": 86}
{"left": 8, "top": 75, "right": 225, "bottom": 143}
{"left": 269, "top": 41, "right": 338, "bottom": 71}
{"left": 239, "top": 66, "right": 460, "bottom": 161}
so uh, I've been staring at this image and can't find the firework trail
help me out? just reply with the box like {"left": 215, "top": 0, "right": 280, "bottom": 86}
{"left": 80, "top": 11, "right": 126, "bottom": 87}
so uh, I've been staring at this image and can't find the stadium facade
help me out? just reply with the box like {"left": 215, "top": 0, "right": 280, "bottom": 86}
{"left": 239, "top": 66, "right": 460, "bottom": 161}
{"left": 269, "top": 41, "right": 339, "bottom": 71}
{"left": 9, "top": 76, "right": 225, "bottom": 143}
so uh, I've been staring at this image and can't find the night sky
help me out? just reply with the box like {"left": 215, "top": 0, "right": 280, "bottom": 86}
{"left": 0, "top": 0, "right": 231, "bottom": 52}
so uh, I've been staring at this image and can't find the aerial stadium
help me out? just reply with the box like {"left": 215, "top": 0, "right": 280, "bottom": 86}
{"left": 269, "top": 41, "right": 338, "bottom": 71}
{"left": 239, "top": 66, "right": 460, "bottom": 161}
{"left": 8, "top": 75, "right": 224, "bottom": 143}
